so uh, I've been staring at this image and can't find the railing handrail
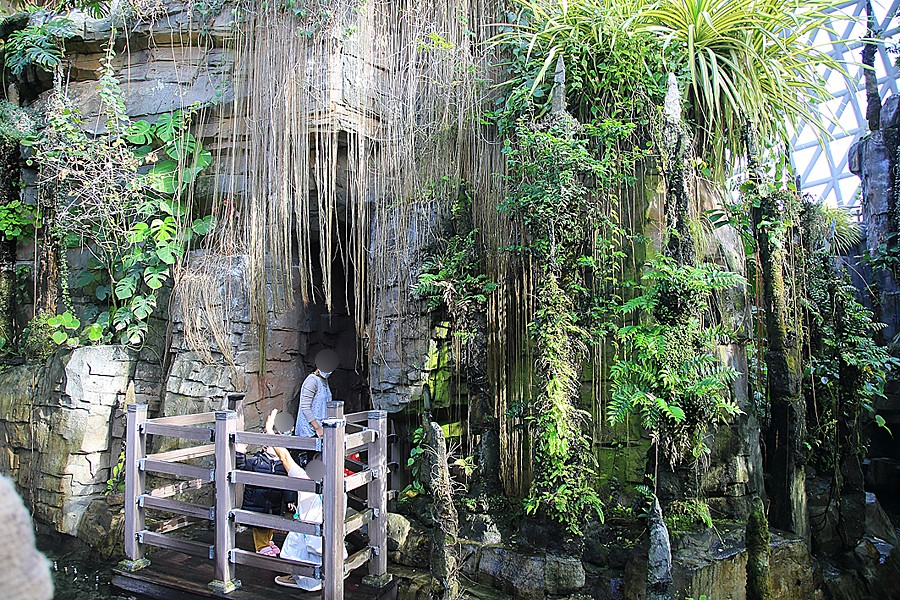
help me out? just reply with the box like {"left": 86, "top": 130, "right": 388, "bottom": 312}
{"left": 121, "top": 401, "right": 391, "bottom": 599}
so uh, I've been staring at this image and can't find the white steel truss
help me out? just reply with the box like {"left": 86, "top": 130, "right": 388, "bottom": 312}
{"left": 791, "top": 0, "right": 900, "bottom": 213}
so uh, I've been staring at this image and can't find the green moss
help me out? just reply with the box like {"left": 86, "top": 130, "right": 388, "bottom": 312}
{"left": 21, "top": 311, "right": 57, "bottom": 362}
{"left": 746, "top": 497, "right": 772, "bottom": 600}
{"left": 663, "top": 499, "right": 713, "bottom": 532}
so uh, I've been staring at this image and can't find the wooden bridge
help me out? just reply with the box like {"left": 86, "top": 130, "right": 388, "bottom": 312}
{"left": 113, "top": 400, "right": 395, "bottom": 600}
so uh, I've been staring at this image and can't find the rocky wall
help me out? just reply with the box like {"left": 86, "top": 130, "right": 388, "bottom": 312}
{"left": 161, "top": 255, "right": 305, "bottom": 433}
{"left": 47, "top": 2, "right": 435, "bottom": 417}
{"left": 387, "top": 512, "right": 828, "bottom": 600}
{"left": 0, "top": 345, "right": 135, "bottom": 536}
{"left": 849, "top": 94, "right": 900, "bottom": 507}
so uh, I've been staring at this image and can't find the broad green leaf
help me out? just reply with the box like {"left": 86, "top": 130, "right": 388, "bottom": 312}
{"left": 115, "top": 275, "right": 138, "bottom": 300}
{"left": 86, "top": 323, "right": 104, "bottom": 342}
{"left": 125, "top": 120, "right": 153, "bottom": 145}
{"left": 191, "top": 215, "right": 216, "bottom": 236}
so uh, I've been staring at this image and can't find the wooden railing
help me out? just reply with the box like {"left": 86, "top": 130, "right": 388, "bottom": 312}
{"left": 120, "top": 401, "right": 390, "bottom": 599}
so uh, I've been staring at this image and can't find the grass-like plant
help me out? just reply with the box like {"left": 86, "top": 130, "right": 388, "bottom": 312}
{"left": 501, "top": 0, "right": 847, "bottom": 175}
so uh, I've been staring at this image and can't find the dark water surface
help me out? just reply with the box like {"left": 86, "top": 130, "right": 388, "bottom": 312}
{"left": 36, "top": 532, "right": 139, "bottom": 600}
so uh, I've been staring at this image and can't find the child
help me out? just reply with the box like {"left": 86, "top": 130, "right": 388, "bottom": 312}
{"left": 235, "top": 442, "right": 293, "bottom": 557}
{"left": 262, "top": 409, "right": 346, "bottom": 591}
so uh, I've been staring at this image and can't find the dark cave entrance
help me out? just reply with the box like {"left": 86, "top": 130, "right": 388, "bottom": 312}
{"left": 286, "top": 141, "right": 370, "bottom": 417}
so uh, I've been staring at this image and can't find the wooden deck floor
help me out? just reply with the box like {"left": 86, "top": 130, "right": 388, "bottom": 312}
{"left": 112, "top": 530, "right": 397, "bottom": 600}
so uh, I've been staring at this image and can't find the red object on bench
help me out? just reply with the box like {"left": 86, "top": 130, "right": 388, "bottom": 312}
{"left": 344, "top": 453, "right": 360, "bottom": 477}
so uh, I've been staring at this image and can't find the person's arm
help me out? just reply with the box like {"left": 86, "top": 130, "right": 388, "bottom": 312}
{"left": 265, "top": 409, "right": 300, "bottom": 473}
{"left": 298, "top": 375, "right": 325, "bottom": 437}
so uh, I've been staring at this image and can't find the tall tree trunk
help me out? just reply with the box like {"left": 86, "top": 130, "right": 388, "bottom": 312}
{"left": 744, "top": 126, "right": 808, "bottom": 540}
{"left": 863, "top": 0, "right": 881, "bottom": 131}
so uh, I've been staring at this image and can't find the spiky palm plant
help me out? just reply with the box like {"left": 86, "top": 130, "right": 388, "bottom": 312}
{"left": 503, "top": 0, "right": 846, "bottom": 174}
{"left": 634, "top": 0, "right": 845, "bottom": 173}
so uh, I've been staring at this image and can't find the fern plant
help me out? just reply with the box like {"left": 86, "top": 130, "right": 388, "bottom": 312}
{"left": 609, "top": 256, "right": 745, "bottom": 463}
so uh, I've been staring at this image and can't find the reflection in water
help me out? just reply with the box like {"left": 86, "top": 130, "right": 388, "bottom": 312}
{"left": 35, "top": 533, "right": 138, "bottom": 600}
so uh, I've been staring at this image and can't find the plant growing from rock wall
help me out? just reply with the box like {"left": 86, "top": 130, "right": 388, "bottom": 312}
{"left": 492, "top": 7, "right": 668, "bottom": 532}
{"left": 739, "top": 150, "right": 811, "bottom": 539}
{"left": 27, "top": 46, "right": 213, "bottom": 352}
{"left": 609, "top": 256, "right": 744, "bottom": 465}
{"left": 0, "top": 101, "right": 39, "bottom": 353}
{"left": 7, "top": 2, "right": 108, "bottom": 18}
{"left": 414, "top": 188, "right": 502, "bottom": 499}
{"left": 662, "top": 498, "right": 713, "bottom": 532}
{"left": 499, "top": 95, "right": 641, "bottom": 535}
{"left": 1, "top": 13, "right": 73, "bottom": 77}
{"left": 798, "top": 207, "right": 897, "bottom": 549}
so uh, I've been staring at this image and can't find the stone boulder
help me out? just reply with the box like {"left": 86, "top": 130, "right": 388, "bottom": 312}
{"left": 0, "top": 346, "right": 136, "bottom": 538}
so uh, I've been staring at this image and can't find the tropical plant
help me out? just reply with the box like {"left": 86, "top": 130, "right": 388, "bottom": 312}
{"left": 2, "top": 16, "right": 74, "bottom": 76}
{"left": 609, "top": 256, "right": 745, "bottom": 463}
{"left": 524, "top": 273, "right": 603, "bottom": 534}
{"left": 28, "top": 46, "right": 213, "bottom": 348}
{"left": 664, "top": 498, "right": 713, "bottom": 531}
{"left": 7, "top": 1, "right": 109, "bottom": 18}
{"left": 802, "top": 249, "right": 897, "bottom": 467}
{"left": 801, "top": 202, "right": 861, "bottom": 256}
{"left": 633, "top": 0, "right": 844, "bottom": 172}
{"left": 500, "top": 0, "right": 846, "bottom": 176}
{"left": 492, "top": 0, "right": 670, "bottom": 125}
{"left": 413, "top": 192, "right": 497, "bottom": 339}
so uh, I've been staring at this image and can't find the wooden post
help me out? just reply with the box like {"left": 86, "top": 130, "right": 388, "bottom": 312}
{"left": 120, "top": 403, "right": 149, "bottom": 572}
{"left": 327, "top": 400, "right": 344, "bottom": 419}
{"left": 364, "top": 410, "right": 392, "bottom": 587}
{"left": 323, "top": 411, "right": 346, "bottom": 600}
{"left": 209, "top": 410, "right": 241, "bottom": 594}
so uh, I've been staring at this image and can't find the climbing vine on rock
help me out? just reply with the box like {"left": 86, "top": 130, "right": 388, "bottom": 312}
{"left": 27, "top": 47, "right": 213, "bottom": 349}
{"left": 500, "top": 108, "right": 638, "bottom": 534}
{"left": 799, "top": 198, "right": 897, "bottom": 476}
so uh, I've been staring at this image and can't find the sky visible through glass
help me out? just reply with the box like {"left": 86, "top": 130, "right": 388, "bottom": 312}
{"left": 791, "top": 0, "right": 900, "bottom": 216}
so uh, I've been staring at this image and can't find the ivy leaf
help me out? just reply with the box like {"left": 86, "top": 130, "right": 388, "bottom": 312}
{"left": 86, "top": 323, "right": 104, "bottom": 342}
{"left": 143, "top": 264, "right": 169, "bottom": 289}
{"left": 191, "top": 215, "right": 216, "bottom": 236}
{"left": 165, "top": 133, "right": 198, "bottom": 161}
{"left": 667, "top": 405, "right": 686, "bottom": 422}
{"left": 95, "top": 285, "right": 110, "bottom": 301}
{"left": 61, "top": 311, "right": 80, "bottom": 330}
{"left": 150, "top": 216, "right": 177, "bottom": 242}
{"left": 51, "top": 330, "right": 68, "bottom": 345}
{"left": 128, "top": 222, "right": 150, "bottom": 244}
{"left": 130, "top": 294, "right": 156, "bottom": 320}
{"left": 155, "top": 241, "right": 180, "bottom": 265}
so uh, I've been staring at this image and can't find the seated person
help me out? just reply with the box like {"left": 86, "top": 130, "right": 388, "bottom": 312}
{"left": 235, "top": 434, "right": 294, "bottom": 557}
{"left": 261, "top": 409, "right": 346, "bottom": 591}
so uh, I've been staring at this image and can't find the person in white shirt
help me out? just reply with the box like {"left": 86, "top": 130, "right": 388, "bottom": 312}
{"left": 262, "top": 409, "right": 346, "bottom": 591}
